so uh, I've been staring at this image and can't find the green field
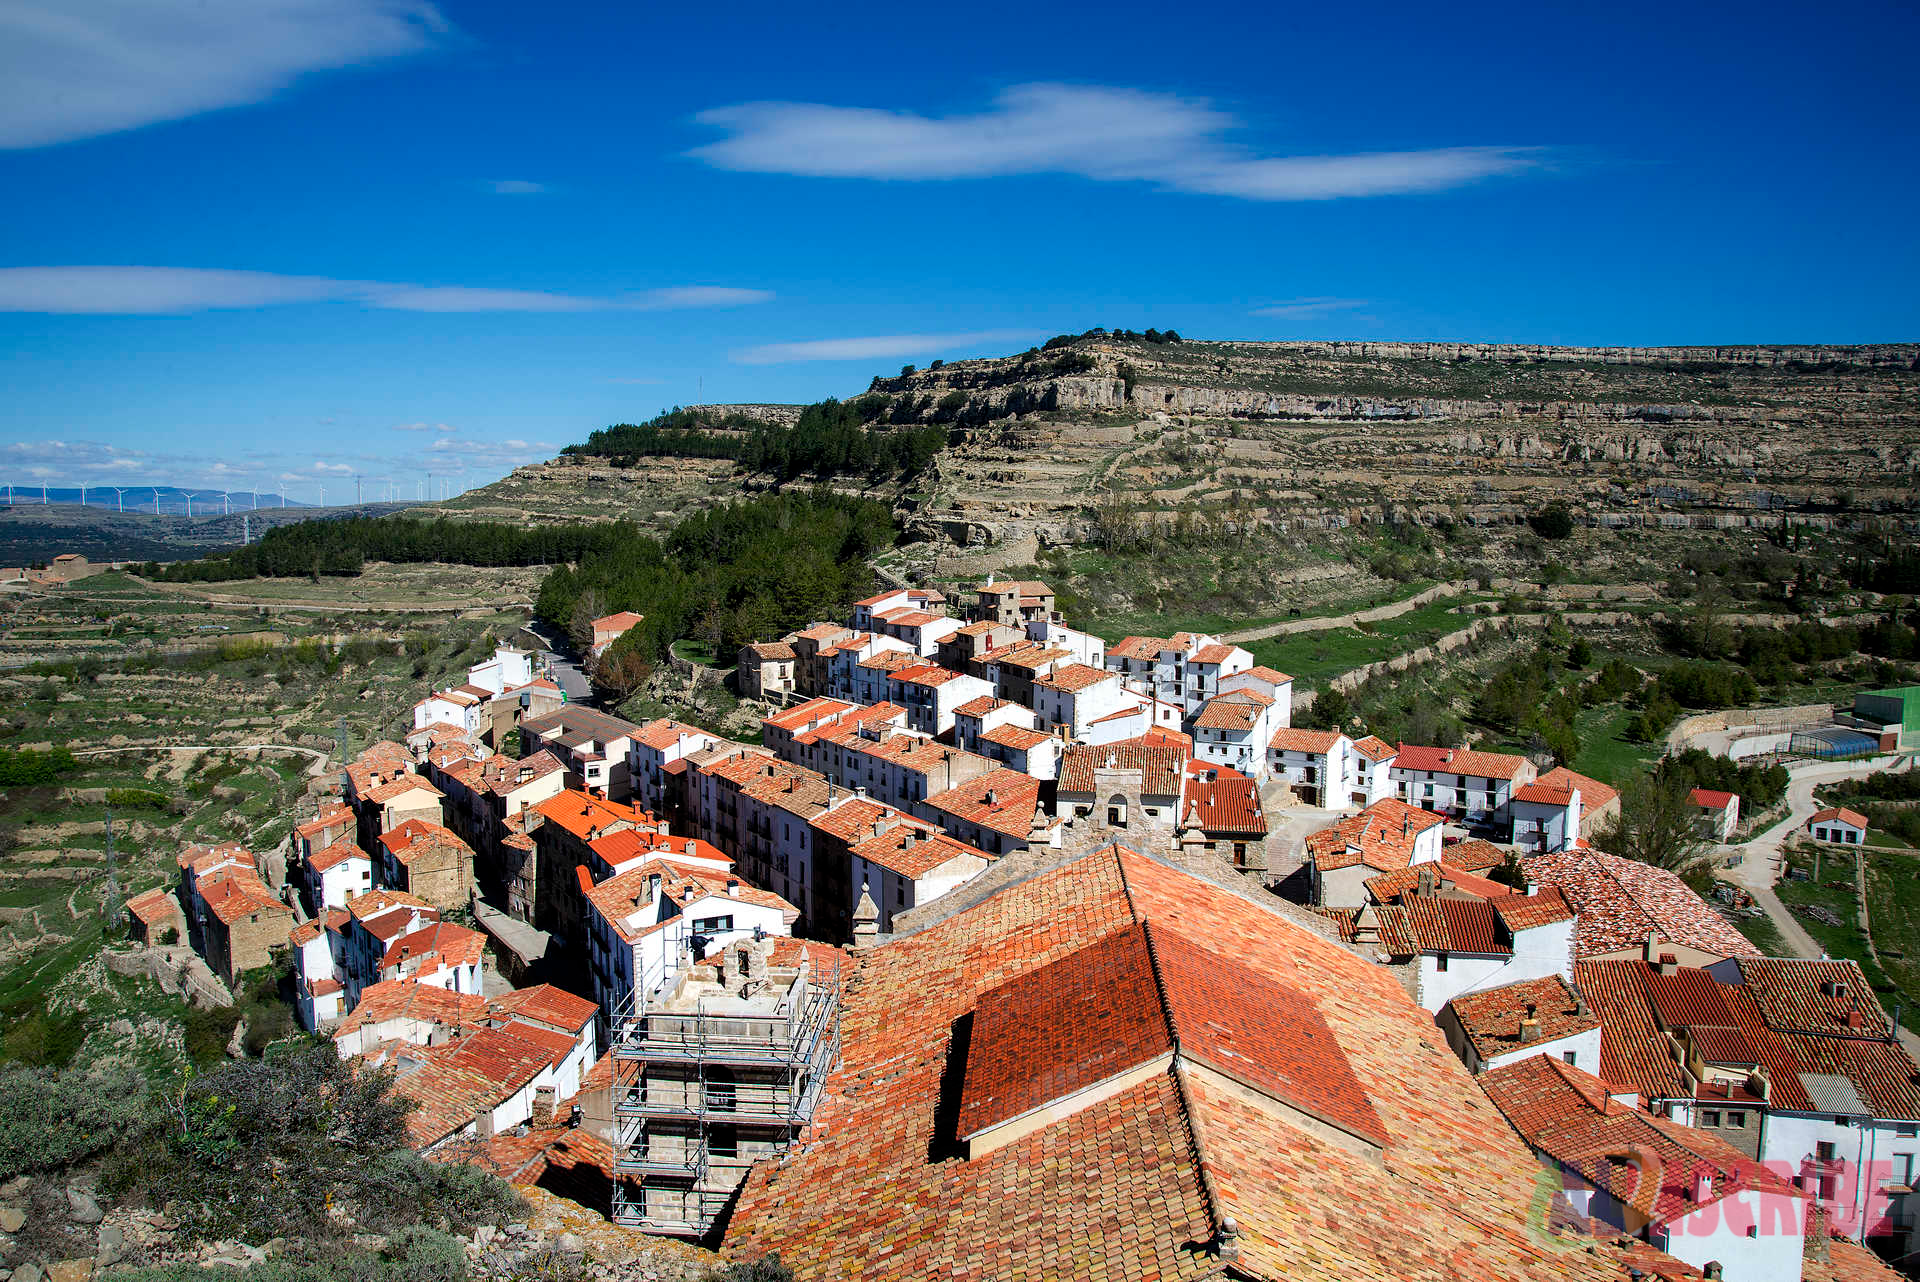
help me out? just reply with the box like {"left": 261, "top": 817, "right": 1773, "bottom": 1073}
{"left": 1864, "top": 851, "right": 1920, "bottom": 1011}
{"left": 1776, "top": 857, "right": 1901, "bottom": 998}
{"left": 1246, "top": 596, "right": 1483, "bottom": 689}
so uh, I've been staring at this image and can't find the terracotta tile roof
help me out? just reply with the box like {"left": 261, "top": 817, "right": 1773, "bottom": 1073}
{"left": 1106, "top": 634, "right": 1173, "bottom": 661}
{"left": 723, "top": 843, "right": 1623, "bottom": 1282}
{"left": 1481, "top": 1055, "right": 1803, "bottom": 1227}
{"left": 633, "top": 718, "right": 716, "bottom": 752}
{"left": 890, "top": 662, "right": 967, "bottom": 688}
{"left": 1733, "top": 957, "right": 1892, "bottom": 1037}
{"left": 591, "top": 828, "right": 731, "bottom": 873}
{"left": 1810, "top": 806, "right": 1870, "bottom": 829}
{"left": 1526, "top": 848, "right": 1758, "bottom": 961}
{"left": 533, "top": 789, "right": 650, "bottom": 841}
{"left": 1313, "top": 904, "right": 1418, "bottom": 958}
{"left": 1445, "top": 838, "right": 1508, "bottom": 871}
{"left": 1189, "top": 643, "right": 1236, "bottom": 665}
{"left": 853, "top": 824, "right": 994, "bottom": 880}
{"left": 977, "top": 578, "right": 1051, "bottom": 596}
{"left": 592, "top": 610, "right": 645, "bottom": 631}
{"left": 1394, "top": 743, "right": 1531, "bottom": 781}
{"left": 364, "top": 774, "right": 443, "bottom": 805}
{"left": 697, "top": 935, "right": 851, "bottom": 980}
{"left": 198, "top": 869, "right": 288, "bottom": 925}
{"left": 1057, "top": 738, "right": 1189, "bottom": 797}
{"left": 379, "top": 920, "right": 486, "bottom": 972}
{"left": 1574, "top": 960, "right": 1810, "bottom": 1109}
{"left": 766, "top": 697, "right": 857, "bottom": 732}
{"left": 1031, "top": 661, "right": 1112, "bottom": 693}
{"left": 1306, "top": 798, "right": 1446, "bottom": 872}
{"left": 289, "top": 917, "right": 324, "bottom": 947}
{"left": 1233, "top": 664, "right": 1292, "bottom": 685}
{"left": 1492, "top": 885, "right": 1576, "bottom": 930}
{"left": 485, "top": 983, "right": 599, "bottom": 1033}
{"left": 796, "top": 623, "right": 854, "bottom": 642}
{"left": 178, "top": 842, "right": 251, "bottom": 873}
{"left": 1178, "top": 761, "right": 1266, "bottom": 836}
{"left": 377, "top": 818, "right": 472, "bottom": 868}
{"left": 126, "top": 887, "right": 178, "bottom": 925}
{"left": 1266, "top": 726, "right": 1344, "bottom": 754}
{"left": 1535, "top": 766, "right": 1619, "bottom": 811}
{"left": 295, "top": 806, "right": 355, "bottom": 840}
{"left": 1446, "top": 975, "right": 1601, "bottom": 1060}
{"left": 1192, "top": 690, "right": 1272, "bottom": 732}
{"left": 745, "top": 642, "right": 798, "bottom": 661}
{"left": 1405, "top": 895, "right": 1510, "bottom": 956}
{"left": 1813, "top": 1241, "right": 1911, "bottom": 1282}
{"left": 921, "top": 769, "right": 1049, "bottom": 841}
{"left": 953, "top": 695, "right": 1009, "bottom": 717}
{"left": 810, "top": 798, "right": 913, "bottom": 844}
{"left": 1515, "top": 782, "right": 1577, "bottom": 806}
{"left": 335, "top": 978, "right": 485, "bottom": 1037}
{"left": 978, "top": 723, "right": 1053, "bottom": 752}
{"left": 857, "top": 649, "right": 921, "bottom": 674}
{"left": 1350, "top": 735, "right": 1397, "bottom": 763}
{"left": 307, "top": 836, "right": 370, "bottom": 873}
{"left": 1690, "top": 788, "right": 1738, "bottom": 810}
{"left": 988, "top": 643, "right": 1068, "bottom": 671}
{"left": 1364, "top": 862, "right": 1512, "bottom": 903}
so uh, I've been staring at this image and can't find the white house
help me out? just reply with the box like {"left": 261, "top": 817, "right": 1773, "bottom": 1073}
{"left": 1808, "top": 807, "right": 1868, "bottom": 845}
{"left": 305, "top": 838, "right": 374, "bottom": 911}
{"left": 1304, "top": 798, "right": 1448, "bottom": 909}
{"left": 952, "top": 696, "right": 1037, "bottom": 755}
{"left": 1265, "top": 728, "right": 1353, "bottom": 808}
{"left": 975, "top": 722, "right": 1063, "bottom": 782}
{"left": 1191, "top": 689, "right": 1283, "bottom": 778}
{"left": 847, "top": 823, "right": 994, "bottom": 933}
{"left": 1482, "top": 1055, "right": 1810, "bottom": 1282}
{"left": 467, "top": 646, "right": 535, "bottom": 697}
{"left": 1692, "top": 788, "right": 1742, "bottom": 842}
{"left": 1079, "top": 692, "right": 1185, "bottom": 746}
{"left": 886, "top": 664, "right": 994, "bottom": 739}
{"left": 825, "top": 633, "right": 913, "bottom": 704}
{"left": 1183, "top": 642, "right": 1254, "bottom": 714}
{"left": 1023, "top": 617, "right": 1107, "bottom": 669}
{"left": 870, "top": 606, "right": 961, "bottom": 657}
{"left": 1437, "top": 974, "right": 1603, "bottom": 1076}
{"left": 1390, "top": 744, "right": 1536, "bottom": 824}
{"left": 581, "top": 859, "right": 796, "bottom": 1035}
{"left": 1030, "top": 663, "right": 1132, "bottom": 740}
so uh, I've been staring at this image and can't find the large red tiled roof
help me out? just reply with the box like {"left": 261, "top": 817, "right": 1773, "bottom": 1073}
{"left": 632, "top": 718, "right": 718, "bottom": 752}
{"left": 1733, "top": 957, "right": 1891, "bottom": 1037}
{"left": 1690, "top": 788, "right": 1738, "bottom": 810}
{"left": 1445, "top": 975, "right": 1600, "bottom": 1061}
{"left": 1178, "top": 761, "right": 1266, "bottom": 836}
{"left": 1107, "top": 634, "right": 1173, "bottom": 661}
{"left": 921, "top": 769, "right": 1048, "bottom": 840}
{"left": 1394, "top": 743, "right": 1530, "bottom": 781}
{"left": 1058, "top": 738, "right": 1189, "bottom": 797}
{"left": 1445, "top": 838, "right": 1509, "bottom": 871}
{"left": 1526, "top": 848, "right": 1758, "bottom": 961}
{"left": 198, "top": 868, "right": 288, "bottom": 925}
{"left": 1534, "top": 766, "right": 1619, "bottom": 811}
{"left": 1032, "top": 662, "right": 1112, "bottom": 693}
{"left": 532, "top": 789, "right": 651, "bottom": 841}
{"left": 1364, "top": 862, "right": 1512, "bottom": 903}
{"left": 1192, "top": 690, "right": 1272, "bottom": 732}
{"left": 1266, "top": 726, "right": 1343, "bottom": 755}
{"left": 851, "top": 826, "right": 993, "bottom": 880}
{"left": 1306, "top": 798, "right": 1445, "bottom": 872}
{"left": 485, "top": 983, "right": 597, "bottom": 1033}
{"left": 1492, "top": 885, "right": 1575, "bottom": 931}
{"left": 126, "top": 887, "right": 178, "bottom": 925}
{"left": 1350, "top": 735, "right": 1396, "bottom": 763}
{"left": 722, "top": 843, "right": 1626, "bottom": 1282}
{"left": 1481, "top": 1055, "right": 1803, "bottom": 1227}
{"left": 1405, "top": 895, "right": 1510, "bottom": 956}
{"left": 379, "top": 920, "right": 485, "bottom": 972}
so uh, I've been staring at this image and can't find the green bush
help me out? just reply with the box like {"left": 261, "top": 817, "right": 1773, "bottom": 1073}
{"left": 0, "top": 1064, "right": 157, "bottom": 1178}
{"left": 1526, "top": 503, "right": 1576, "bottom": 540}
{"left": 112, "top": 1226, "right": 469, "bottom": 1282}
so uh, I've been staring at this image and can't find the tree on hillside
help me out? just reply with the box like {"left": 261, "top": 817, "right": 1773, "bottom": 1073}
{"left": 566, "top": 588, "right": 608, "bottom": 654}
{"left": 594, "top": 632, "right": 654, "bottom": 700}
{"left": 1593, "top": 771, "right": 1713, "bottom": 881}
{"left": 1527, "top": 503, "right": 1576, "bottom": 540}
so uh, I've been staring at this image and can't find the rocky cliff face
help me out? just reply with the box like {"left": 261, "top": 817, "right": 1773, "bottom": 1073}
{"left": 452, "top": 337, "right": 1919, "bottom": 552}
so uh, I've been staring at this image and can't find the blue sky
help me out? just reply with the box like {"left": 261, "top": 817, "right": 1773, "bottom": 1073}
{"left": 2, "top": 0, "right": 1917, "bottom": 500}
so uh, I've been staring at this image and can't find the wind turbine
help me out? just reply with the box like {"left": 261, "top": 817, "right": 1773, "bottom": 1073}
{"left": 317, "top": 483, "right": 325, "bottom": 509}
{"left": 40, "top": 484, "right": 48, "bottom": 504}
{"left": 221, "top": 491, "right": 230, "bottom": 515}
{"left": 153, "top": 489, "right": 161, "bottom": 515}
{"left": 79, "top": 484, "right": 87, "bottom": 509}
{"left": 183, "top": 491, "right": 199, "bottom": 518}
{"left": 109, "top": 487, "right": 127, "bottom": 513}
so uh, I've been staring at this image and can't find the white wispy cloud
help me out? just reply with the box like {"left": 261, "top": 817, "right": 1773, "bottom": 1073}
{"left": 391, "top": 421, "right": 457, "bottom": 432}
{"left": 1252, "top": 297, "right": 1370, "bottom": 318}
{"left": 313, "top": 460, "right": 352, "bottom": 474}
{"left": 0, "top": 267, "right": 775, "bottom": 314}
{"left": 691, "top": 83, "right": 1543, "bottom": 201}
{"left": 0, "top": 0, "right": 444, "bottom": 149}
{"left": 731, "top": 329, "right": 1043, "bottom": 365}
{"left": 488, "top": 179, "right": 545, "bottom": 195}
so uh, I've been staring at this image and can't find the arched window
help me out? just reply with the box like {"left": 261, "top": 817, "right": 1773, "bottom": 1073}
{"left": 1106, "top": 794, "right": 1128, "bottom": 828}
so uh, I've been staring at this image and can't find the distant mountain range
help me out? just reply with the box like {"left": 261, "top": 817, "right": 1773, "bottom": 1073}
{"left": 0, "top": 494, "right": 424, "bottom": 565}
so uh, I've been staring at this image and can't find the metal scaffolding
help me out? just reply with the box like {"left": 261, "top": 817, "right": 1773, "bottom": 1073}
{"left": 610, "top": 959, "right": 841, "bottom": 1236}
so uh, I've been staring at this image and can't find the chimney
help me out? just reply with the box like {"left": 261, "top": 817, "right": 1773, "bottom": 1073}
{"left": 1692, "top": 1170, "right": 1714, "bottom": 1204}
{"left": 1846, "top": 1009, "right": 1865, "bottom": 1030}
{"left": 852, "top": 888, "right": 880, "bottom": 949}
{"left": 532, "top": 1084, "right": 558, "bottom": 1127}
{"left": 726, "top": 877, "right": 740, "bottom": 898}
{"left": 1703, "top": 1265, "right": 1723, "bottom": 1281}
{"left": 648, "top": 873, "right": 661, "bottom": 899}
{"left": 1519, "top": 1016, "right": 1541, "bottom": 1044}
{"left": 1417, "top": 865, "right": 1436, "bottom": 898}
{"left": 1656, "top": 952, "right": 1679, "bottom": 977}
{"left": 1642, "top": 932, "right": 1659, "bottom": 963}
